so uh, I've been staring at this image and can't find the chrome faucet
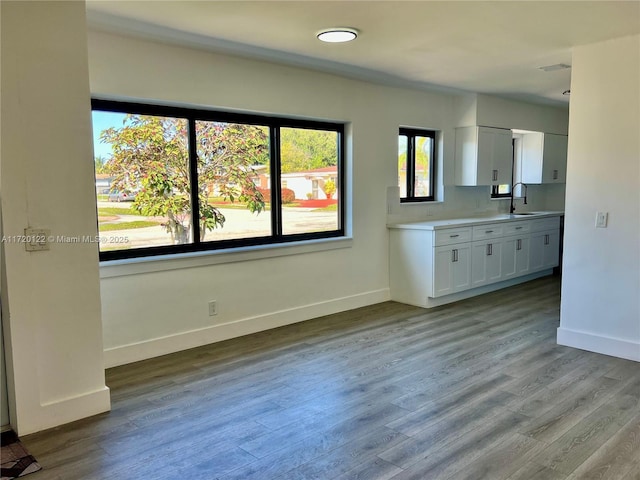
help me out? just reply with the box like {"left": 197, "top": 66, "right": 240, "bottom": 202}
{"left": 510, "top": 182, "right": 528, "bottom": 214}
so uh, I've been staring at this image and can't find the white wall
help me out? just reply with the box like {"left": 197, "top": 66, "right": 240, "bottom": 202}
{"left": 0, "top": 1, "right": 110, "bottom": 435}
{"left": 89, "top": 31, "right": 570, "bottom": 368}
{"left": 90, "top": 31, "right": 454, "bottom": 366}
{"left": 558, "top": 34, "right": 640, "bottom": 362}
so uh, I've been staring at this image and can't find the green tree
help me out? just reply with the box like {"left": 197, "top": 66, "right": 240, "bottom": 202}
{"left": 101, "top": 115, "right": 267, "bottom": 244}
{"left": 94, "top": 155, "right": 107, "bottom": 174}
{"left": 280, "top": 128, "right": 337, "bottom": 173}
{"left": 323, "top": 179, "right": 336, "bottom": 199}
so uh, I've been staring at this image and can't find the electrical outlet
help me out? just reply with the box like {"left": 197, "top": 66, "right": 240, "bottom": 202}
{"left": 208, "top": 301, "right": 218, "bottom": 316}
{"left": 595, "top": 211, "right": 608, "bottom": 228}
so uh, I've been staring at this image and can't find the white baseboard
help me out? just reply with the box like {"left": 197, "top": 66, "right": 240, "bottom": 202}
{"left": 422, "top": 270, "right": 553, "bottom": 308}
{"left": 104, "top": 288, "right": 390, "bottom": 368}
{"left": 557, "top": 327, "right": 640, "bottom": 362}
{"left": 16, "top": 386, "right": 111, "bottom": 436}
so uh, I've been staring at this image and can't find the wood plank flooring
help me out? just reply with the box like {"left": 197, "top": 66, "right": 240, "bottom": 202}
{"left": 22, "top": 276, "right": 640, "bottom": 480}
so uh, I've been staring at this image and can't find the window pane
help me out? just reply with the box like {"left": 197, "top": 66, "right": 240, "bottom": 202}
{"left": 414, "top": 136, "right": 433, "bottom": 197}
{"left": 93, "top": 111, "right": 192, "bottom": 252}
{"left": 280, "top": 127, "right": 340, "bottom": 235}
{"left": 195, "top": 121, "right": 271, "bottom": 242}
{"left": 398, "top": 135, "right": 408, "bottom": 198}
{"left": 491, "top": 183, "right": 511, "bottom": 195}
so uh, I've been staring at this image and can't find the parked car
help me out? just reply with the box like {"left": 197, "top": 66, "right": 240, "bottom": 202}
{"left": 108, "top": 190, "right": 137, "bottom": 202}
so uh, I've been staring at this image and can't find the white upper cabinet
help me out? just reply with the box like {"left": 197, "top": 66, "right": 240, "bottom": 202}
{"left": 455, "top": 126, "right": 513, "bottom": 186}
{"left": 521, "top": 132, "right": 568, "bottom": 184}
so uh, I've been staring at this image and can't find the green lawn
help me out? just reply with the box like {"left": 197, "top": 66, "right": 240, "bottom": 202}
{"left": 99, "top": 220, "right": 160, "bottom": 231}
{"left": 98, "top": 207, "right": 137, "bottom": 216}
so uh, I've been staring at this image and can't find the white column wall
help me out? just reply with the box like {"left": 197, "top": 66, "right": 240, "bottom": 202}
{"left": 1, "top": 1, "right": 110, "bottom": 435}
{"left": 558, "top": 34, "right": 640, "bottom": 361}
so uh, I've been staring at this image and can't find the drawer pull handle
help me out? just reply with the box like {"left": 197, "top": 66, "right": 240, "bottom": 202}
{"left": 485, "top": 230, "right": 494, "bottom": 234}
{"left": 449, "top": 234, "right": 460, "bottom": 238}
{"left": 515, "top": 226, "right": 523, "bottom": 230}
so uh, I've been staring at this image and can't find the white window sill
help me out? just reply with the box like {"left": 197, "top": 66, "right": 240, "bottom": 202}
{"left": 99, "top": 236, "right": 353, "bottom": 278}
{"left": 398, "top": 200, "right": 445, "bottom": 206}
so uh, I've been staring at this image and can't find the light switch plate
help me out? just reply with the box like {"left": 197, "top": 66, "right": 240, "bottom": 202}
{"left": 595, "top": 212, "right": 608, "bottom": 228}
{"left": 24, "top": 228, "right": 50, "bottom": 251}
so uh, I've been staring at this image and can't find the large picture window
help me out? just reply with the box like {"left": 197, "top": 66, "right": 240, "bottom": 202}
{"left": 92, "top": 100, "right": 344, "bottom": 260}
{"left": 398, "top": 128, "right": 436, "bottom": 202}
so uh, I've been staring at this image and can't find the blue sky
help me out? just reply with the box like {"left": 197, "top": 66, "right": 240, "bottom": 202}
{"left": 91, "top": 111, "right": 126, "bottom": 159}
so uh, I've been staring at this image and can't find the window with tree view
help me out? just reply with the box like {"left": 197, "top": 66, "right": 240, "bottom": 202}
{"left": 398, "top": 128, "right": 435, "bottom": 202}
{"left": 92, "top": 100, "right": 344, "bottom": 260}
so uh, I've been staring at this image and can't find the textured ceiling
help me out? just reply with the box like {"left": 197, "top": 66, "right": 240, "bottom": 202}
{"left": 86, "top": 1, "right": 640, "bottom": 106}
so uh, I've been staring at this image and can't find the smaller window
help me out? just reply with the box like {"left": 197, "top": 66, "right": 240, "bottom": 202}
{"left": 491, "top": 184, "right": 512, "bottom": 198}
{"left": 398, "top": 128, "right": 436, "bottom": 202}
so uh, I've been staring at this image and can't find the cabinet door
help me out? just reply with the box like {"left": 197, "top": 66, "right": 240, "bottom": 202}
{"left": 455, "top": 127, "right": 512, "bottom": 186}
{"left": 433, "top": 246, "right": 455, "bottom": 297}
{"left": 515, "top": 236, "right": 531, "bottom": 275}
{"left": 452, "top": 244, "right": 472, "bottom": 292}
{"left": 531, "top": 230, "right": 559, "bottom": 271}
{"left": 502, "top": 237, "right": 518, "bottom": 280}
{"left": 542, "top": 134, "right": 568, "bottom": 183}
{"left": 472, "top": 241, "right": 502, "bottom": 287}
{"left": 491, "top": 129, "right": 514, "bottom": 186}
{"left": 543, "top": 231, "right": 560, "bottom": 268}
{"left": 479, "top": 127, "right": 513, "bottom": 186}
{"left": 472, "top": 242, "right": 489, "bottom": 287}
{"left": 433, "top": 244, "right": 471, "bottom": 297}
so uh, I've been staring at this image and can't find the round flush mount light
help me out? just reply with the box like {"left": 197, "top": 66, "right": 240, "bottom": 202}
{"left": 317, "top": 28, "right": 359, "bottom": 43}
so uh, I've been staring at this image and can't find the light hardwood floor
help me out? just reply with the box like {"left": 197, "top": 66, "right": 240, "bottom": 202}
{"left": 23, "top": 276, "right": 640, "bottom": 479}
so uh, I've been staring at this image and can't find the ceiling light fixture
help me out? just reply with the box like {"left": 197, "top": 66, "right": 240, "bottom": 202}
{"left": 317, "top": 28, "right": 358, "bottom": 43}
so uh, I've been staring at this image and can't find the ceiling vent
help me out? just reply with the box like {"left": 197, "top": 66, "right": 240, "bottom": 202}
{"left": 538, "top": 63, "right": 571, "bottom": 72}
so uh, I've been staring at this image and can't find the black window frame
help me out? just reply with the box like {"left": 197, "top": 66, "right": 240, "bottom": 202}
{"left": 491, "top": 138, "right": 515, "bottom": 198}
{"left": 399, "top": 127, "right": 436, "bottom": 203}
{"left": 92, "top": 99, "right": 345, "bottom": 261}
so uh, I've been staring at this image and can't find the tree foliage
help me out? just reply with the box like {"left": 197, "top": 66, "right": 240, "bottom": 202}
{"left": 101, "top": 115, "right": 267, "bottom": 244}
{"left": 280, "top": 128, "right": 337, "bottom": 173}
{"left": 94, "top": 155, "right": 107, "bottom": 174}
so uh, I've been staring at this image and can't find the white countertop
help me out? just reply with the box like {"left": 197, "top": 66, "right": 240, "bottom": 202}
{"left": 388, "top": 211, "right": 564, "bottom": 230}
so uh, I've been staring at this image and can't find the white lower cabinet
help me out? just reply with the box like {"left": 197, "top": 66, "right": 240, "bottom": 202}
{"left": 433, "top": 244, "right": 471, "bottom": 297}
{"left": 389, "top": 214, "right": 561, "bottom": 308}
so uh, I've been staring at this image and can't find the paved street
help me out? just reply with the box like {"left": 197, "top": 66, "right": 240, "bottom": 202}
{"left": 97, "top": 202, "right": 338, "bottom": 251}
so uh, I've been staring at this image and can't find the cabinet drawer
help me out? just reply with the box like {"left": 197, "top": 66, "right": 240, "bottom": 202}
{"left": 530, "top": 216, "right": 560, "bottom": 233}
{"left": 503, "top": 221, "right": 530, "bottom": 236}
{"left": 434, "top": 227, "right": 472, "bottom": 246}
{"left": 472, "top": 223, "right": 504, "bottom": 241}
